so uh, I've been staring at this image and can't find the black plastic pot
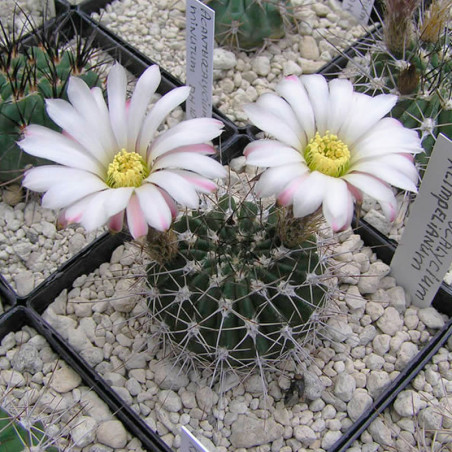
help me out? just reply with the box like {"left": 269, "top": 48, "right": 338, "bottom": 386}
{"left": 0, "top": 305, "right": 172, "bottom": 452}
{"left": 1, "top": 4, "right": 450, "bottom": 452}
{"left": 0, "top": 9, "right": 242, "bottom": 305}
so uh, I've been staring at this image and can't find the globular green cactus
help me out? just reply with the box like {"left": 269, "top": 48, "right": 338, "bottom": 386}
{"left": 206, "top": 0, "right": 293, "bottom": 51}
{"left": 146, "top": 194, "right": 329, "bottom": 371}
{"left": 0, "top": 406, "right": 58, "bottom": 451}
{"left": 0, "top": 38, "right": 101, "bottom": 184}
{"left": 351, "top": 0, "right": 452, "bottom": 162}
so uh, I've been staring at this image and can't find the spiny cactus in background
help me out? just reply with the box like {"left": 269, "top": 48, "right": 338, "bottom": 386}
{"left": 146, "top": 187, "right": 331, "bottom": 376}
{"left": 0, "top": 406, "right": 58, "bottom": 451}
{"left": 349, "top": 0, "right": 451, "bottom": 163}
{"left": 206, "top": 0, "right": 294, "bottom": 51}
{"left": 0, "top": 18, "right": 101, "bottom": 185}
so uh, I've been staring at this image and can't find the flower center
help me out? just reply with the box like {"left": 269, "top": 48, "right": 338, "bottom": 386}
{"left": 106, "top": 149, "right": 149, "bottom": 188}
{"left": 304, "top": 132, "right": 350, "bottom": 177}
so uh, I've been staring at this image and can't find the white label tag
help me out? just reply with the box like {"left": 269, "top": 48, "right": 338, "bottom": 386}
{"left": 180, "top": 426, "right": 211, "bottom": 452}
{"left": 342, "top": 0, "right": 375, "bottom": 24}
{"left": 185, "top": 0, "right": 215, "bottom": 119}
{"left": 391, "top": 134, "right": 452, "bottom": 308}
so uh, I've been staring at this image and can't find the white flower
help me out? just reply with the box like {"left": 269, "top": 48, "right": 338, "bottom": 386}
{"left": 243, "top": 74, "right": 422, "bottom": 231}
{"left": 19, "top": 63, "right": 226, "bottom": 239}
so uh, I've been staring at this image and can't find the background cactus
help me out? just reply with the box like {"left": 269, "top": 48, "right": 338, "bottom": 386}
{"left": 0, "top": 17, "right": 101, "bottom": 185}
{"left": 0, "top": 406, "right": 58, "bottom": 451}
{"left": 349, "top": 0, "right": 452, "bottom": 163}
{"left": 146, "top": 188, "right": 331, "bottom": 374}
{"left": 206, "top": 0, "right": 293, "bottom": 51}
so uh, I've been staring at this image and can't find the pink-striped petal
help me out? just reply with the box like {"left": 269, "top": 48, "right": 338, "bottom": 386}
{"left": 255, "top": 163, "right": 308, "bottom": 198}
{"left": 135, "top": 184, "right": 172, "bottom": 231}
{"left": 147, "top": 170, "right": 200, "bottom": 208}
{"left": 148, "top": 118, "right": 223, "bottom": 162}
{"left": 152, "top": 152, "right": 227, "bottom": 179}
{"left": 126, "top": 194, "right": 149, "bottom": 239}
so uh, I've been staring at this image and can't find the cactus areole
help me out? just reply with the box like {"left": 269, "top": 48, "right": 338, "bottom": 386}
{"left": 147, "top": 196, "right": 328, "bottom": 368}
{"left": 207, "top": 0, "right": 292, "bottom": 50}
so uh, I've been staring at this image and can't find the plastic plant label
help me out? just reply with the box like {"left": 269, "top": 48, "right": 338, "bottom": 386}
{"left": 186, "top": 0, "right": 215, "bottom": 119}
{"left": 342, "top": 0, "right": 375, "bottom": 24}
{"left": 391, "top": 134, "right": 452, "bottom": 308}
{"left": 180, "top": 426, "right": 211, "bottom": 452}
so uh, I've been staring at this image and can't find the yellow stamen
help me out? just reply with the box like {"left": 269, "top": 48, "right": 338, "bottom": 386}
{"left": 106, "top": 149, "right": 149, "bottom": 188}
{"left": 304, "top": 132, "right": 350, "bottom": 177}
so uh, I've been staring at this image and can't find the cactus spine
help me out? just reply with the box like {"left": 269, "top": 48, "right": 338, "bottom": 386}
{"left": 146, "top": 188, "right": 330, "bottom": 372}
{"left": 0, "top": 20, "right": 101, "bottom": 184}
{"left": 351, "top": 0, "right": 452, "bottom": 160}
{"left": 206, "top": 0, "right": 293, "bottom": 51}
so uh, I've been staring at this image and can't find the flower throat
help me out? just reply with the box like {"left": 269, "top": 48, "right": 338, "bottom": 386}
{"left": 304, "top": 132, "right": 350, "bottom": 177}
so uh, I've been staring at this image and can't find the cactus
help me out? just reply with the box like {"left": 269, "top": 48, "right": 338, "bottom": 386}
{"left": 0, "top": 20, "right": 101, "bottom": 184}
{"left": 206, "top": 0, "right": 293, "bottom": 51}
{"left": 146, "top": 190, "right": 330, "bottom": 373}
{"left": 0, "top": 406, "right": 58, "bottom": 451}
{"left": 349, "top": 0, "right": 452, "bottom": 161}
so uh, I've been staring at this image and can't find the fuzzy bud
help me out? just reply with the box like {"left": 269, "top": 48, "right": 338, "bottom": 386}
{"left": 397, "top": 63, "right": 420, "bottom": 94}
{"left": 420, "top": 0, "right": 452, "bottom": 44}
{"left": 383, "top": 0, "right": 420, "bottom": 54}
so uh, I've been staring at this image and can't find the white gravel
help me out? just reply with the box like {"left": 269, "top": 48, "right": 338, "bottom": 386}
{"left": 0, "top": 325, "right": 145, "bottom": 450}
{"left": 91, "top": 0, "right": 368, "bottom": 124}
{"left": 0, "top": 196, "right": 106, "bottom": 296}
{"left": 39, "top": 164, "right": 450, "bottom": 451}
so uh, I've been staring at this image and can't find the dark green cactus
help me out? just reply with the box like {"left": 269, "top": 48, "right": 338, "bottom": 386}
{"left": 352, "top": 1, "right": 452, "bottom": 161}
{"left": 206, "top": 0, "right": 293, "bottom": 51}
{"left": 146, "top": 195, "right": 328, "bottom": 369}
{"left": 0, "top": 41, "right": 101, "bottom": 184}
{"left": 0, "top": 406, "right": 58, "bottom": 451}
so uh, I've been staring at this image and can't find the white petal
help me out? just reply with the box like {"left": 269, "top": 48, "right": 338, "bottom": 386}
{"left": 137, "top": 86, "right": 191, "bottom": 155}
{"left": 107, "top": 63, "right": 128, "bottom": 149}
{"left": 148, "top": 118, "right": 223, "bottom": 162}
{"left": 171, "top": 170, "right": 218, "bottom": 194}
{"left": 148, "top": 170, "right": 199, "bottom": 208}
{"left": 243, "top": 103, "right": 303, "bottom": 150}
{"left": 65, "top": 187, "right": 133, "bottom": 231}
{"left": 244, "top": 140, "right": 302, "bottom": 167}
{"left": 23, "top": 165, "right": 92, "bottom": 192}
{"left": 291, "top": 171, "right": 326, "bottom": 217}
{"left": 322, "top": 177, "right": 353, "bottom": 231}
{"left": 351, "top": 118, "right": 423, "bottom": 162}
{"left": 152, "top": 152, "right": 227, "bottom": 179}
{"left": 340, "top": 92, "right": 397, "bottom": 146}
{"left": 19, "top": 125, "right": 105, "bottom": 175}
{"left": 301, "top": 74, "right": 329, "bottom": 136}
{"left": 91, "top": 86, "right": 118, "bottom": 152}
{"left": 352, "top": 160, "right": 418, "bottom": 192}
{"left": 327, "top": 78, "right": 354, "bottom": 135}
{"left": 343, "top": 172, "right": 396, "bottom": 204}
{"left": 256, "top": 93, "right": 304, "bottom": 141}
{"left": 127, "top": 65, "right": 161, "bottom": 153}
{"left": 276, "top": 75, "right": 315, "bottom": 145}
{"left": 255, "top": 163, "right": 308, "bottom": 198}
{"left": 67, "top": 77, "right": 117, "bottom": 158}
{"left": 135, "top": 184, "right": 173, "bottom": 231}
{"left": 45, "top": 98, "right": 110, "bottom": 164}
{"left": 42, "top": 175, "right": 107, "bottom": 209}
